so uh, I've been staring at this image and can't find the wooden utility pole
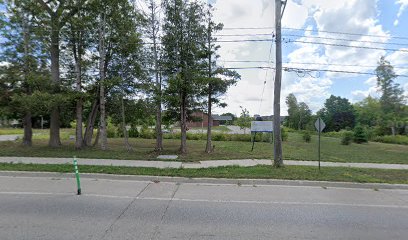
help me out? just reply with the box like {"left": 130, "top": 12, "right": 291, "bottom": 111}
{"left": 273, "top": 0, "right": 286, "bottom": 167}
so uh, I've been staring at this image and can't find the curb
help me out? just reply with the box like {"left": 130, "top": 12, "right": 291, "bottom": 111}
{"left": 1, "top": 170, "right": 407, "bottom": 190}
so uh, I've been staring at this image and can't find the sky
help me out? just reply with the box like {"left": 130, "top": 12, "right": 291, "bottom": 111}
{"left": 209, "top": 0, "right": 408, "bottom": 117}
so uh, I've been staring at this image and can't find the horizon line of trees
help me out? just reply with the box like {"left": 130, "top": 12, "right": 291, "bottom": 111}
{"left": 284, "top": 57, "right": 407, "bottom": 137}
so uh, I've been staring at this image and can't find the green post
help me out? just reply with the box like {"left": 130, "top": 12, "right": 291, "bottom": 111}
{"left": 73, "top": 157, "right": 81, "bottom": 195}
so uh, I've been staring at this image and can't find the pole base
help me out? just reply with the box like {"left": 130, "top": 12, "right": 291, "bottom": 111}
{"left": 77, "top": 189, "right": 81, "bottom": 195}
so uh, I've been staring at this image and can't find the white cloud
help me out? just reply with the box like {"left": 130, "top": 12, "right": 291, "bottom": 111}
{"left": 211, "top": 0, "right": 390, "bottom": 116}
{"left": 394, "top": 0, "right": 408, "bottom": 26}
{"left": 351, "top": 77, "right": 380, "bottom": 102}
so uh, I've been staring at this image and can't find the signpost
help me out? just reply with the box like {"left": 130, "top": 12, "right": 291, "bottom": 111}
{"left": 250, "top": 121, "right": 273, "bottom": 151}
{"left": 314, "top": 118, "right": 326, "bottom": 170}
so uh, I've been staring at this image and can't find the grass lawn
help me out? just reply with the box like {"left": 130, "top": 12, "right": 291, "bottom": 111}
{"left": 0, "top": 129, "right": 407, "bottom": 164}
{"left": 0, "top": 163, "right": 407, "bottom": 184}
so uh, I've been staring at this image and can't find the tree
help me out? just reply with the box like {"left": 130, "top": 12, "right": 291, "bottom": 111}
{"left": 91, "top": 0, "right": 144, "bottom": 150}
{"left": 354, "top": 95, "right": 381, "bottom": 127}
{"left": 202, "top": 4, "right": 239, "bottom": 153}
{"left": 0, "top": 0, "right": 49, "bottom": 146}
{"left": 285, "top": 93, "right": 311, "bottom": 130}
{"left": 375, "top": 56, "right": 406, "bottom": 135}
{"left": 285, "top": 93, "right": 298, "bottom": 129}
{"left": 161, "top": 0, "right": 207, "bottom": 153}
{"left": 319, "top": 95, "right": 355, "bottom": 132}
{"left": 235, "top": 107, "right": 252, "bottom": 134}
{"left": 34, "top": 0, "right": 86, "bottom": 147}
{"left": 146, "top": 0, "right": 164, "bottom": 151}
{"left": 353, "top": 125, "right": 367, "bottom": 144}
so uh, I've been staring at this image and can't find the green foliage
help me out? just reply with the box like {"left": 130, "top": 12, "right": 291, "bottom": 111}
{"left": 281, "top": 127, "right": 288, "bottom": 141}
{"left": 235, "top": 107, "right": 252, "bottom": 133}
{"left": 139, "top": 126, "right": 155, "bottom": 139}
{"left": 302, "top": 131, "right": 311, "bottom": 143}
{"left": 341, "top": 131, "right": 354, "bottom": 145}
{"left": 353, "top": 125, "right": 368, "bottom": 144}
{"left": 285, "top": 93, "right": 312, "bottom": 130}
{"left": 373, "top": 135, "right": 408, "bottom": 145}
{"left": 318, "top": 95, "right": 356, "bottom": 132}
{"left": 128, "top": 126, "right": 139, "bottom": 138}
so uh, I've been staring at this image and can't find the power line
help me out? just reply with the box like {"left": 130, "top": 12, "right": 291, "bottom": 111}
{"left": 287, "top": 39, "right": 408, "bottom": 53}
{"left": 283, "top": 34, "right": 408, "bottom": 47}
{"left": 258, "top": 33, "right": 275, "bottom": 114}
{"left": 283, "top": 67, "right": 408, "bottom": 78}
{"left": 222, "top": 26, "right": 408, "bottom": 41}
{"left": 222, "top": 60, "right": 408, "bottom": 70}
{"left": 282, "top": 27, "right": 408, "bottom": 41}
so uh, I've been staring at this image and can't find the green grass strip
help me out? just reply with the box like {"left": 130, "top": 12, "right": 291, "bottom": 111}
{"left": 1, "top": 163, "right": 407, "bottom": 184}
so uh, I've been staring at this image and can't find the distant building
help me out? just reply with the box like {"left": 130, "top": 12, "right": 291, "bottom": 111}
{"left": 186, "top": 111, "right": 233, "bottom": 128}
{"left": 253, "top": 115, "right": 286, "bottom": 123}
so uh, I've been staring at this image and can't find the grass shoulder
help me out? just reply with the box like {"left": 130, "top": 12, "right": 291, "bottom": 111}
{"left": 0, "top": 163, "right": 407, "bottom": 184}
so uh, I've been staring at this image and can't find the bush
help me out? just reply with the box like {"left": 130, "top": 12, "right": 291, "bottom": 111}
{"left": 302, "top": 131, "right": 311, "bottom": 143}
{"left": 128, "top": 126, "right": 139, "bottom": 138}
{"left": 373, "top": 135, "right": 408, "bottom": 145}
{"left": 353, "top": 125, "right": 368, "bottom": 144}
{"left": 341, "top": 131, "right": 353, "bottom": 145}
{"left": 139, "top": 125, "right": 154, "bottom": 139}
{"left": 107, "top": 124, "right": 117, "bottom": 138}
{"left": 281, "top": 127, "right": 288, "bottom": 141}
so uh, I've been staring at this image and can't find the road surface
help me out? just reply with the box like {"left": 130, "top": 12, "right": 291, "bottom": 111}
{"left": 0, "top": 173, "right": 407, "bottom": 240}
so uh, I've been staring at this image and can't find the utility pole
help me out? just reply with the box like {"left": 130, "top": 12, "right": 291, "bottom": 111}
{"left": 273, "top": 0, "right": 287, "bottom": 167}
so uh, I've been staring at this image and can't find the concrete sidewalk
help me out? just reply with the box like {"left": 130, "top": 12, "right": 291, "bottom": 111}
{"left": 0, "top": 135, "right": 20, "bottom": 142}
{"left": 0, "top": 156, "right": 407, "bottom": 170}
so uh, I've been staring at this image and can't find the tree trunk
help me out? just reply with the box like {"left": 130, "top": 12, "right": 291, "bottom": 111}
{"left": 73, "top": 29, "right": 83, "bottom": 150}
{"left": 180, "top": 92, "right": 187, "bottom": 154}
{"left": 22, "top": 113, "right": 32, "bottom": 147}
{"left": 150, "top": 0, "right": 163, "bottom": 152}
{"left": 98, "top": 13, "right": 108, "bottom": 150}
{"left": 22, "top": 16, "right": 32, "bottom": 147}
{"left": 48, "top": 17, "right": 61, "bottom": 147}
{"left": 205, "top": 89, "right": 212, "bottom": 153}
{"left": 83, "top": 100, "right": 99, "bottom": 146}
{"left": 121, "top": 96, "right": 132, "bottom": 151}
{"left": 93, "top": 123, "right": 100, "bottom": 146}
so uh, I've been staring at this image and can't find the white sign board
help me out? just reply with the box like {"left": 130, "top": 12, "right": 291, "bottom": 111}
{"left": 314, "top": 118, "right": 326, "bottom": 132}
{"left": 251, "top": 121, "right": 273, "bottom": 132}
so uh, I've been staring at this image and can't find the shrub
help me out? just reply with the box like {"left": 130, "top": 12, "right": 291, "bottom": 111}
{"left": 139, "top": 125, "right": 154, "bottom": 139}
{"left": 281, "top": 127, "right": 288, "bottom": 141}
{"left": 107, "top": 125, "right": 117, "bottom": 138}
{"left": 302, "top": 131, "right": 311, "bottom": 143}
{"left": 128, "top": 126, "right": 139, "bottom": 138}
{"left": 353, "top": 125, "right": 368, "bottom": 144}
{"left": 373, "top": 135, "right": 408, "bottom": 145}
{"left": 341, "top": 131, "right": 353, "bottom": 145}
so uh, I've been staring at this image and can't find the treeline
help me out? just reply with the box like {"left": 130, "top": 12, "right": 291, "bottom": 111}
{"left": 285, "top": 57, "right": 407, "bottom": 142}
{"left": 0, "top": 0, "right": 239, "bottom": 153}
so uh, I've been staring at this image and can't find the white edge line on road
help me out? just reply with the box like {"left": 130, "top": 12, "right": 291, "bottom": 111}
{"left": 0, "top": 191, "right": 407, "bottom": 209}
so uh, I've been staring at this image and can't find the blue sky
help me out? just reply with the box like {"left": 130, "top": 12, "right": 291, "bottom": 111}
{"left": 209, "top": 0, "right": 408, "bottom": 116}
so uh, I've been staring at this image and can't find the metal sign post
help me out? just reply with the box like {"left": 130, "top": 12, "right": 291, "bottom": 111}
{"left": 314, "top": 118, "right": 326, "bottom": 171}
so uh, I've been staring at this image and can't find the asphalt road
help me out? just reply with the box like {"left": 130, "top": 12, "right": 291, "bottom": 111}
{"left": 0, "top": 174, "right": 407, "bottom": 240}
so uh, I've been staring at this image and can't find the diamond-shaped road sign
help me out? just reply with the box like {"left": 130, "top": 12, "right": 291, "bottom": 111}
{"left": 314, "top": 118, "right": 326, "bottom": 133}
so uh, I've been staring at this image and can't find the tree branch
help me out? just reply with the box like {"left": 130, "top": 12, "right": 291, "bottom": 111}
{"left": 61, "top": 0, "right": 87, "bottom": 25}
{"left": 35, "top": 0, "right": 53, "bottom": 15}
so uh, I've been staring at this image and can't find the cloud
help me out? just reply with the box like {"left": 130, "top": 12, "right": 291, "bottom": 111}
{"left": 394, "top": 0, "right": 408, "bottom": 26}
{"left": 211, "top": 0, "right": 390, "bottom": 116}
{"left": 351, "top": 77, "right": 380, "bottom": 102}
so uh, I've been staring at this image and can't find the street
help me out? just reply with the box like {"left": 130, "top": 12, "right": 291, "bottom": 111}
{"left": 0, "top": 173, "right": 407, "bottom": 240}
